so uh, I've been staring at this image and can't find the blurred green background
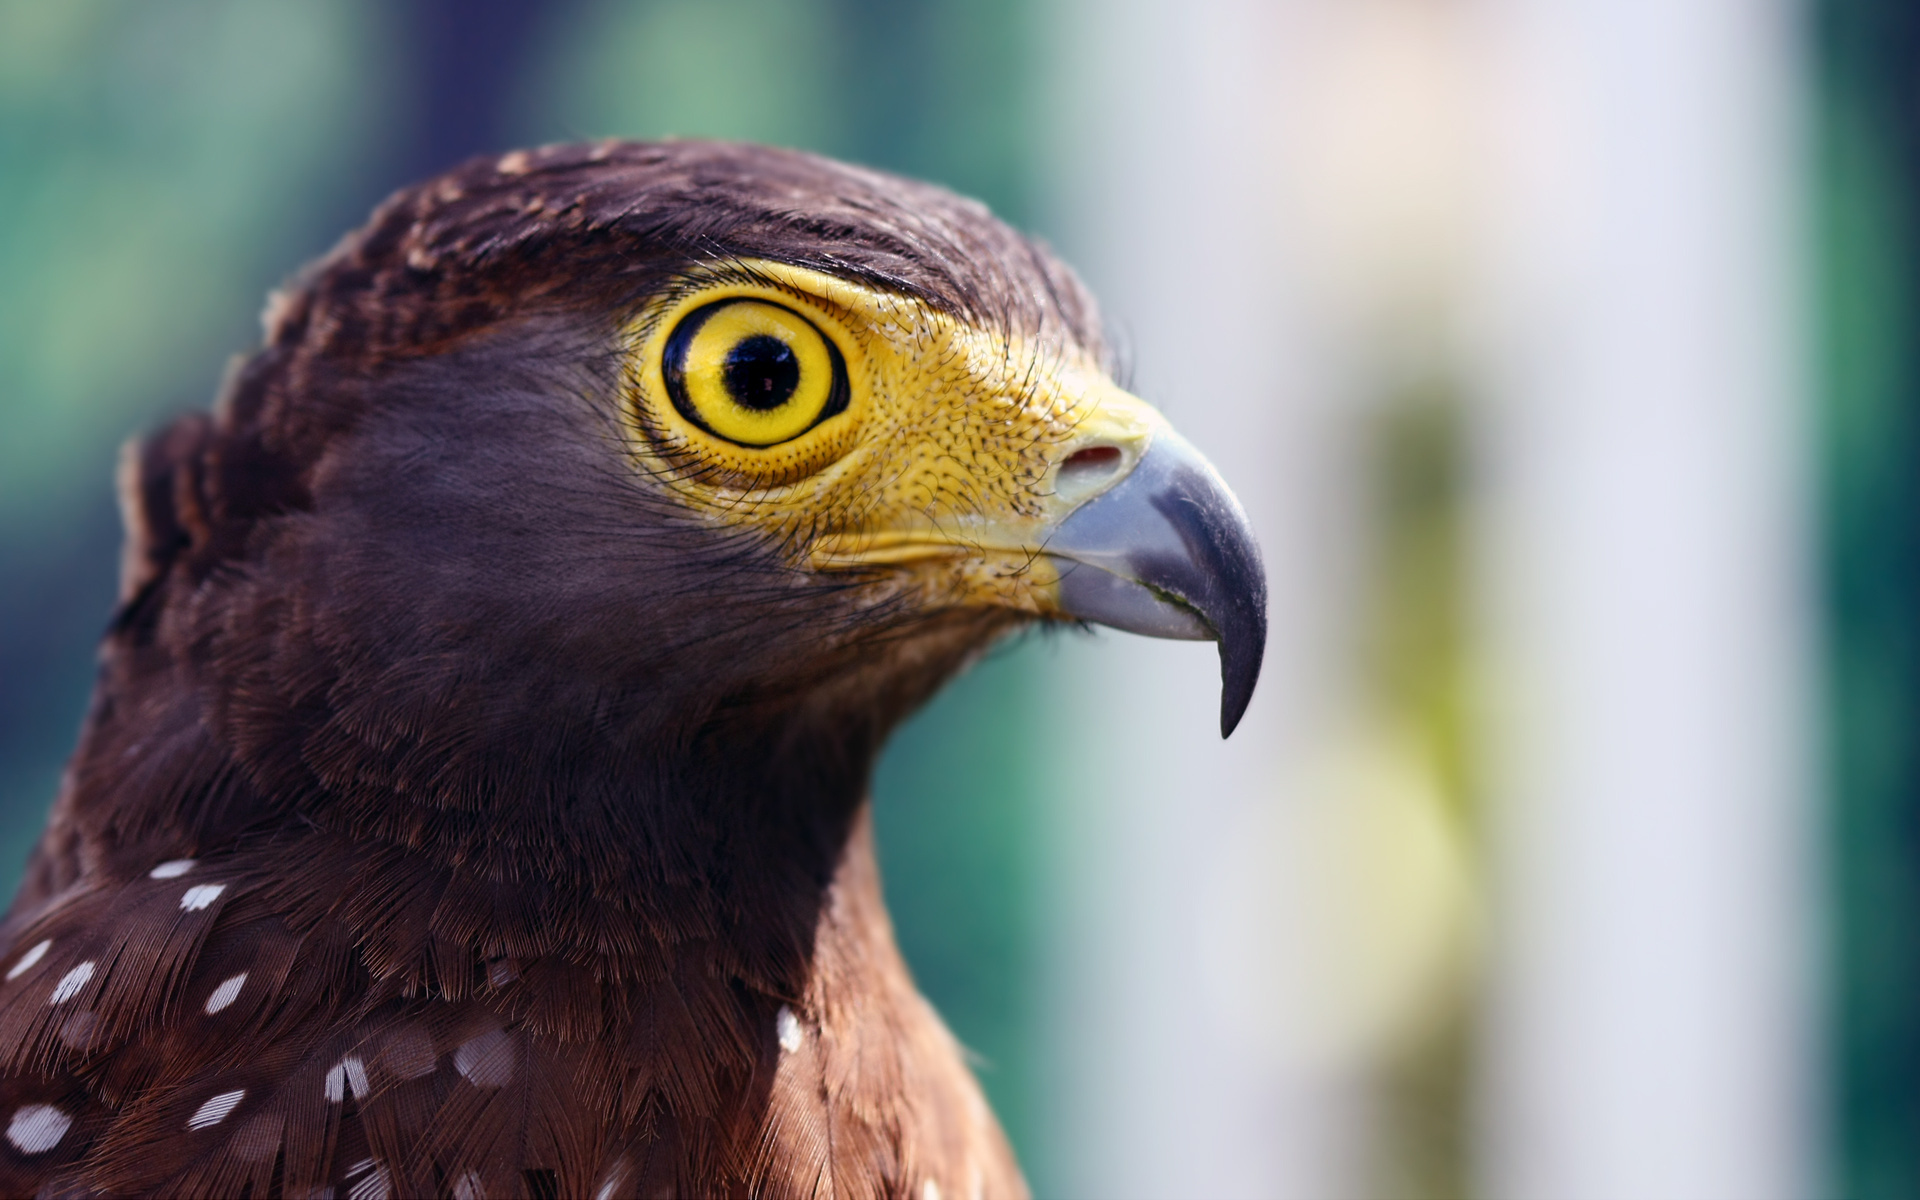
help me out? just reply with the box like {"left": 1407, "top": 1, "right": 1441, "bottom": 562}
{"left": 1819, "top": 3, "right": 1920, "bottom": 1196}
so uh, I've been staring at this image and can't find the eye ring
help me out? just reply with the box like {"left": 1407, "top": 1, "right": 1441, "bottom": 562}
{"left": 661, "top": 299, "right": 850, "bottom": 447}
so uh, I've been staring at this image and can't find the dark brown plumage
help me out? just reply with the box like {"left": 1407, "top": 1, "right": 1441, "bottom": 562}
{"left": 0, "top": 140, "right": 1263, "bottom": 1198}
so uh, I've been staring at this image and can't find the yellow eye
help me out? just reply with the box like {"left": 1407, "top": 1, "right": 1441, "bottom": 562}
{"left": 662, "top": 299, "right": 848, "bottom": 447}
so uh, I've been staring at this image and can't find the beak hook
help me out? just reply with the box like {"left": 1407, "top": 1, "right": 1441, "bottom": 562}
{"left": 1047, "top": 430, "right": 1267, "bottom": 736}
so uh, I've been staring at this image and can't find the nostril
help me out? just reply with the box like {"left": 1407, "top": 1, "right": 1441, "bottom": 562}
{"left": 1055, "top": 444, "right": 1127, "bottom": 502}
{"left": 1059, "top": 445, "right": 1124, "bottom": 479}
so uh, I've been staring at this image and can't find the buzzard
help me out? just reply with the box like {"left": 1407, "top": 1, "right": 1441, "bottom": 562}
{"left": 0, "top": 142, "right": 1264, "bottom": 1199}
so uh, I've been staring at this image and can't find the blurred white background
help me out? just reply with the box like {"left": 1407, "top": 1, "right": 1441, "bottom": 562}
{"left": 1040, "top": 1, "right": 1816, "bottom": 1196}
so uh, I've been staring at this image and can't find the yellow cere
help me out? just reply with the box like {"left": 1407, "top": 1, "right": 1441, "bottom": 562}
{"left": 620, "top": 260, "right": 1168, "bottom": 615}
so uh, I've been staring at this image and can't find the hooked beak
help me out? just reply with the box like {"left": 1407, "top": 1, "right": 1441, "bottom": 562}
{"left": 1046, "top": 429, "right": 1268, "bottom": 737}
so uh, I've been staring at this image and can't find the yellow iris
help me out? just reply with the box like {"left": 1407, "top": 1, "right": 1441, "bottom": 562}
{"left": 665, "top": 300, "right": 843, "bottom": 447}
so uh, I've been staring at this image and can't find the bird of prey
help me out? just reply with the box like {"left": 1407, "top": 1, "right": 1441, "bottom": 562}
{"left": 0, "top": 141, "right": 1264, "bottom": 1199}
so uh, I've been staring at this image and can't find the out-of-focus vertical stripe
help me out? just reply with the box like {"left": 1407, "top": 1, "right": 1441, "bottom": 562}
{"left": 1471, "top": 1, "right": 1819, "bottom": 1198}
{"left": 1813, "top": 4, "right": 1920, "bottom": 1196}
{"left": 1035, "top": 2, "right": 1372, "bottom": 1196}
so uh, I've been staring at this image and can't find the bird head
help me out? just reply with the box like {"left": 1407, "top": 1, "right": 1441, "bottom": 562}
{"left": 113, "top": 142, "right": 1264, "bottom": 858}
{"left": 612, "top": 254, "right": 1266, "bottom": 735}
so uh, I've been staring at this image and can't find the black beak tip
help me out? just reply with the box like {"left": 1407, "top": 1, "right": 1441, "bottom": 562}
{"left": 1140, "top": 457, "right": 1270, "bottom": 739}
{"left": 1216, "top": 596, "right": 1266, "bottom": 738}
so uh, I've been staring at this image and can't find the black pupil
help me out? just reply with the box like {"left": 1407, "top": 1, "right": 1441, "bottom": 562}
{"left": 722, "top": 335, "right": 800, "bottom": 412}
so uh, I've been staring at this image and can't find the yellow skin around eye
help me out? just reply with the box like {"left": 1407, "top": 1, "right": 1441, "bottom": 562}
{"left": 621, "top": 261, "right": 1167, "bottom": 616}
{"left": 678, "top": 301, "right": 835, "bottom": 446}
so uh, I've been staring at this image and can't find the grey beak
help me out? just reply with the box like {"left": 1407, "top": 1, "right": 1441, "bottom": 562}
{"left": 1046, "top": 429, "right": 1268, "bottom": 737}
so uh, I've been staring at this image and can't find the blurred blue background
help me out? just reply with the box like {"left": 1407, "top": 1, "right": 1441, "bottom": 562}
{"left": 0, "top": 1, "right": 1907, "bottom": 1197}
